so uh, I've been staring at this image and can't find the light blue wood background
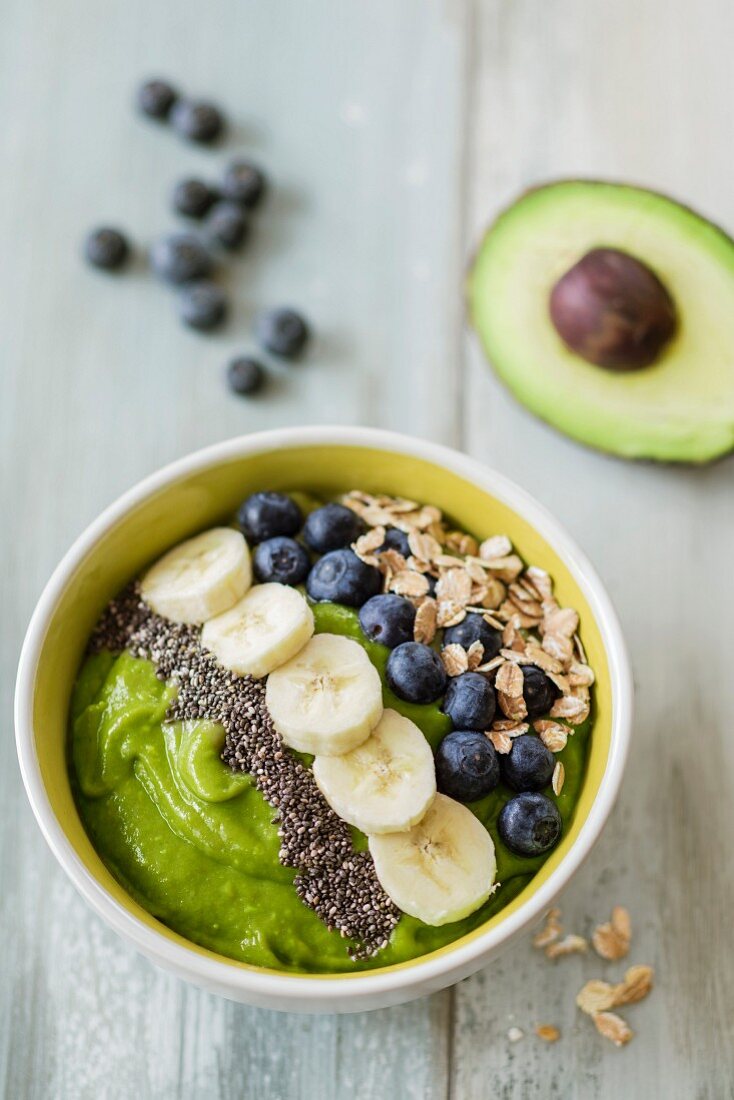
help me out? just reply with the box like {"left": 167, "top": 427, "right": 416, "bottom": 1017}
{"left": 2, "top": 0, "right": 733, "bottom": 1096}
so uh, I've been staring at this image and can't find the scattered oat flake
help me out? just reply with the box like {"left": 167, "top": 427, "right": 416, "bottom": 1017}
{"left": 413, "top": 598, "right": 437, "bottom": 644}
{"left": 613, "top": 964, "right": 654, "bottom": 1007}
{"left": 535, "top": 1025, "right": 561, "bottom": 1043}
{"left": 544, "top": 607, "right": 579, "bottom": 638}
{"left": 576, "top": 980, "right": 619, "bottom": 1015}
{"left": 479, "top": 535, "right": 512, "bottom": 561}
{"left": 542, "top": 633, "right": 574, "bottom": 664}
{"left": 536, "top": 722, "right": 569, "bottom": 753}
{"left": 498, "top": 691, "right": 528, "bottom": 721}
{"left": 550, "top": 695, "right": 588, "bottom": 721}
{"left": 390, "top": 570, "right": 430, "bottom": 598}
{"left": 545, "top": 933, "right": 587, "bottom": 959}
{"left": 353, "top": 527, "right": 385, "bottom": 557}
{"left": 532, "top": 907, "right": 562, "bottom": 948}
{"left": 499, "top": 648, "right": 533, "bottom": 665}
{"left": 507, "top": 1027, "right": 524, "bottom": 1043}
{"left": 592, "top": 1012, "right": 633, "bottom": 1047}
{"left": 568, "top": 662, "right": 595, "bottom": 687}
{"left": 495, "top": 661, "right": 524, "bottom": 697}
{"left": 476, "top": 654, "right": 505, "bottom": 673}
{"left": 552, "top": 761, "right": 565, "bottom": 795}
{"left": 408, "top": 530, "right": 442, "bottom": 562}
{"left": 441, "top": 644, "right": 469, "bottom": 677}
{"left": 592, "top": 907, "right": 631, "bottom": 960}
{"left": 435, "top": 568, "right": 473, "bottom": 605}
{"left": 489, "top": 730, "right": 512, "bottom": 754}
{"left": 525, "top": 566, "right": 553, "bottom": 599}
{"left": 492, "top": 719, "right": 528, "bottom": 735}
{"left": 466, "top": 640, "right": 485, "bottom": 670}
{"left": 437, "top": 600, "right": 466, "bottom": 628}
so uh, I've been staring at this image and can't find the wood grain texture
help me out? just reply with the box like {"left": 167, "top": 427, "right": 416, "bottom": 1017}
{"left": 1, "top": 0, "right": 732, "bottom": 1096}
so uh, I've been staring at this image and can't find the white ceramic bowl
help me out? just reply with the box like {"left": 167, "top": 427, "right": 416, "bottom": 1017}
{"left": 15, "top": 427, "right": 631, "bottom": 1012}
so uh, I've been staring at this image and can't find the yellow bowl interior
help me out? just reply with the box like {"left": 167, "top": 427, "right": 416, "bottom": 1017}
{"left": 31, "top": 443, "right": 612, "bottom": 980}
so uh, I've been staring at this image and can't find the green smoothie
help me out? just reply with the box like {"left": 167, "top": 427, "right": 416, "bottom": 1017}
{"left": 70, "top": 601, "right": 591, "bottom": 974}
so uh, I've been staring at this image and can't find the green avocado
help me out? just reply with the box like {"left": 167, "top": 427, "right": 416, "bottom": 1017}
{"left": 467, "top": 180, "right": 734, "bottom": 463}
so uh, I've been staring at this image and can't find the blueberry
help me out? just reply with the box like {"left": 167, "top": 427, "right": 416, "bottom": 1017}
{"left": 253, "top": 537, "right": 310, "bottom": 586}
{"left": 303, "top": 503, "right": 365, "bottom": 553}
{"left": 150, "top": 233, "right": 213, "bottom": 284}
{"left": 237, "top": 492, "right": 302, "bottom": 544}
{"left": 499, "top": 734, "right": 555, "bottom": 792}
{"left": 378, "top": 527, "right": 411, "bottom": 557}
{"left": 359, "top": 594, "right": 416, "bottom": 649}
{"left": 137, "top": 79, "right": 177, "bottom": 119}
{"left": 227, "top": 356, "right": 265, "bottom": 396}
{"left": 386, "top": 642, "right": 447, "bottom": 705}
{"left": 435, "top": 730, "right": 500, "bottom": 802}
{"left": 171, "top": 99, "right": 224, "bottom": 143}
{"left": 441, "top": 672, "right": 496, "bottom": 730}
{"left": 306, "top": 549, "right": 381, "bottom": 608}
{"left": 498, "top": 792, "right": 562, "bottom": 857}
{"left": 172, "top": 178, "right": 216, "bottom": 219}
{"left": 208, "top": 201, "right": 248, "bottom": 249}
{"left": 222, "top": 161, "right": 267, "bottom": 209}
{"left": 443, "top": 613, "right": 502, "bottom": 661}
{"left": 178, "top": 280, "right": 227, "bottom": 330}
{"left": 84, "top": 227, "right": 129, "bottom": 271}
{"left": 255, "top": 308, "right": 309, "bottom": 358}
{"left": 522, "top": 666, "right": 561, "bottom": 720}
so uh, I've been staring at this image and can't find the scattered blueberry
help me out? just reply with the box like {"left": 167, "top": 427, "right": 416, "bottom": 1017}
{"left": 441, "top": 672, "right": 496, "bottom": 730}
{"left": 498, "top": 792, "right": 562, "bottom": 857}
{"left": 306, "top": 549, "right": 381, "bottom": 608}
{"left": 378, "top": 527, "right": 411, "bottom": 558}
{"left": 359, "top": 594, "right": 416, "bottom": 649}
{"left": 253, "top": 537, "right": 310, "bottom": 586}
{"left": 443, "top": 613, "right": 502, "bottom": 662}
{"left": 137, "top": 79, "right": 177, "bottom": 120}
{"left": 435, "top": 730, "right": 500, "bottom": 803}
{"left": 237, "top": 492, "right": 302, "bottom": 543}
{"left": 208, "top": 201, "right": 248, "bottom": 249}
{"left": 255, "top": 307, "right": 309, "bottom": 358}
{"left": 171, "top": 99, "right": 224, "bottom": 144}
{"left": 303, "top": 503, "right": 365, "bottom": 553}
{"left": 386, "top": 642, "right": 447, "bottom": 705}
{"left": 227, "top": 356, "right": 265, "bottom": 396}
{"left": 172, "top": 178, "right": 216, "bottom": 219}
{"left": 178, "top": 280, "right": 227, "bottom": 330}
{"left": 499, "top": 734, "right": 555, "bottom": 792}
{"left": 84, "top": 227, "right": 129, "bottom": 271}
{"left": 222, "top": 161, "right": 267, "bottom": 209}
{"left": 522, "top": 666, "right": 561, "bottom": 720}
{"left": 150, "top": 233, "right": 213, "bottom": 284}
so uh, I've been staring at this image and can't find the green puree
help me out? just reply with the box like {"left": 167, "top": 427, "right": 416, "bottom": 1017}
{"left": 70, "top": 602, "right": 592, "bottom": 974}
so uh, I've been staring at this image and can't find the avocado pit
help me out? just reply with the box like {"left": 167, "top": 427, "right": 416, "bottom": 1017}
{"left": 549, "top": 247, "right": 677, "bottom": 370}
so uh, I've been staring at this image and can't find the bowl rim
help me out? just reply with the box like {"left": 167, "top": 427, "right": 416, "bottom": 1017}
{"left": 15, "top": 426, "right": 632, "bottom": 1005}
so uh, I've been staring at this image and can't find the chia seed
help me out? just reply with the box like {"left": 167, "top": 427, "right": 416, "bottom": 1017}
{"left": 90, "top": 584, "right": 400, "bottom": 959}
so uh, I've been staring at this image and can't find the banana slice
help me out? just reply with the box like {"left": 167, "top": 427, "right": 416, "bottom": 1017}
{"left": 368, "top": 793, "right": 496, "bottom": 926}
{"left": 141, "top": 527, "right": 251, "bottom": 624}
{"left": 202, "top": 583, "right": 314, "bottom": 678}
{"left": 265, "top": 633, "right": 383, "bottom": 756}
{"left": 313, "top": 709, "right": 436, "bottom": 834}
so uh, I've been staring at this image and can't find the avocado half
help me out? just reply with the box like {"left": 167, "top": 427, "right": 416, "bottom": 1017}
{"left": 467, "top": 180, "right": 734, "bottom": 463}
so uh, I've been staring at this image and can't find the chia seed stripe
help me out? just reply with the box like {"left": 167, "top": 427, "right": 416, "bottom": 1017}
{"left": 90, "top": 584, "right": 399, "bottom": 958}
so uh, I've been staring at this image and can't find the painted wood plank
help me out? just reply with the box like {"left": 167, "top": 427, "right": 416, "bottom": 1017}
{"left": 0, "top": 0, "right": 469, "bottom": 1096}
{"left": 456, "top": 0, "right": 734, "bottom": 1096}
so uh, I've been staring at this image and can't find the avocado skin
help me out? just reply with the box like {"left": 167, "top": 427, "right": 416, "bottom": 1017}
{"left": 467, "top": 179, "right": 734, "bottom": 464}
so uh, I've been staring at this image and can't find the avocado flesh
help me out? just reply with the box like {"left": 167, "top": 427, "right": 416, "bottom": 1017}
{"left": 468, "top": 180, "right": 734, "bottom": 463}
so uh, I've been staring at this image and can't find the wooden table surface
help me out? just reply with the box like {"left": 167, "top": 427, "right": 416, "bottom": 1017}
{"left": 2, "top": 0, "right": 732, "bottom": 1096}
